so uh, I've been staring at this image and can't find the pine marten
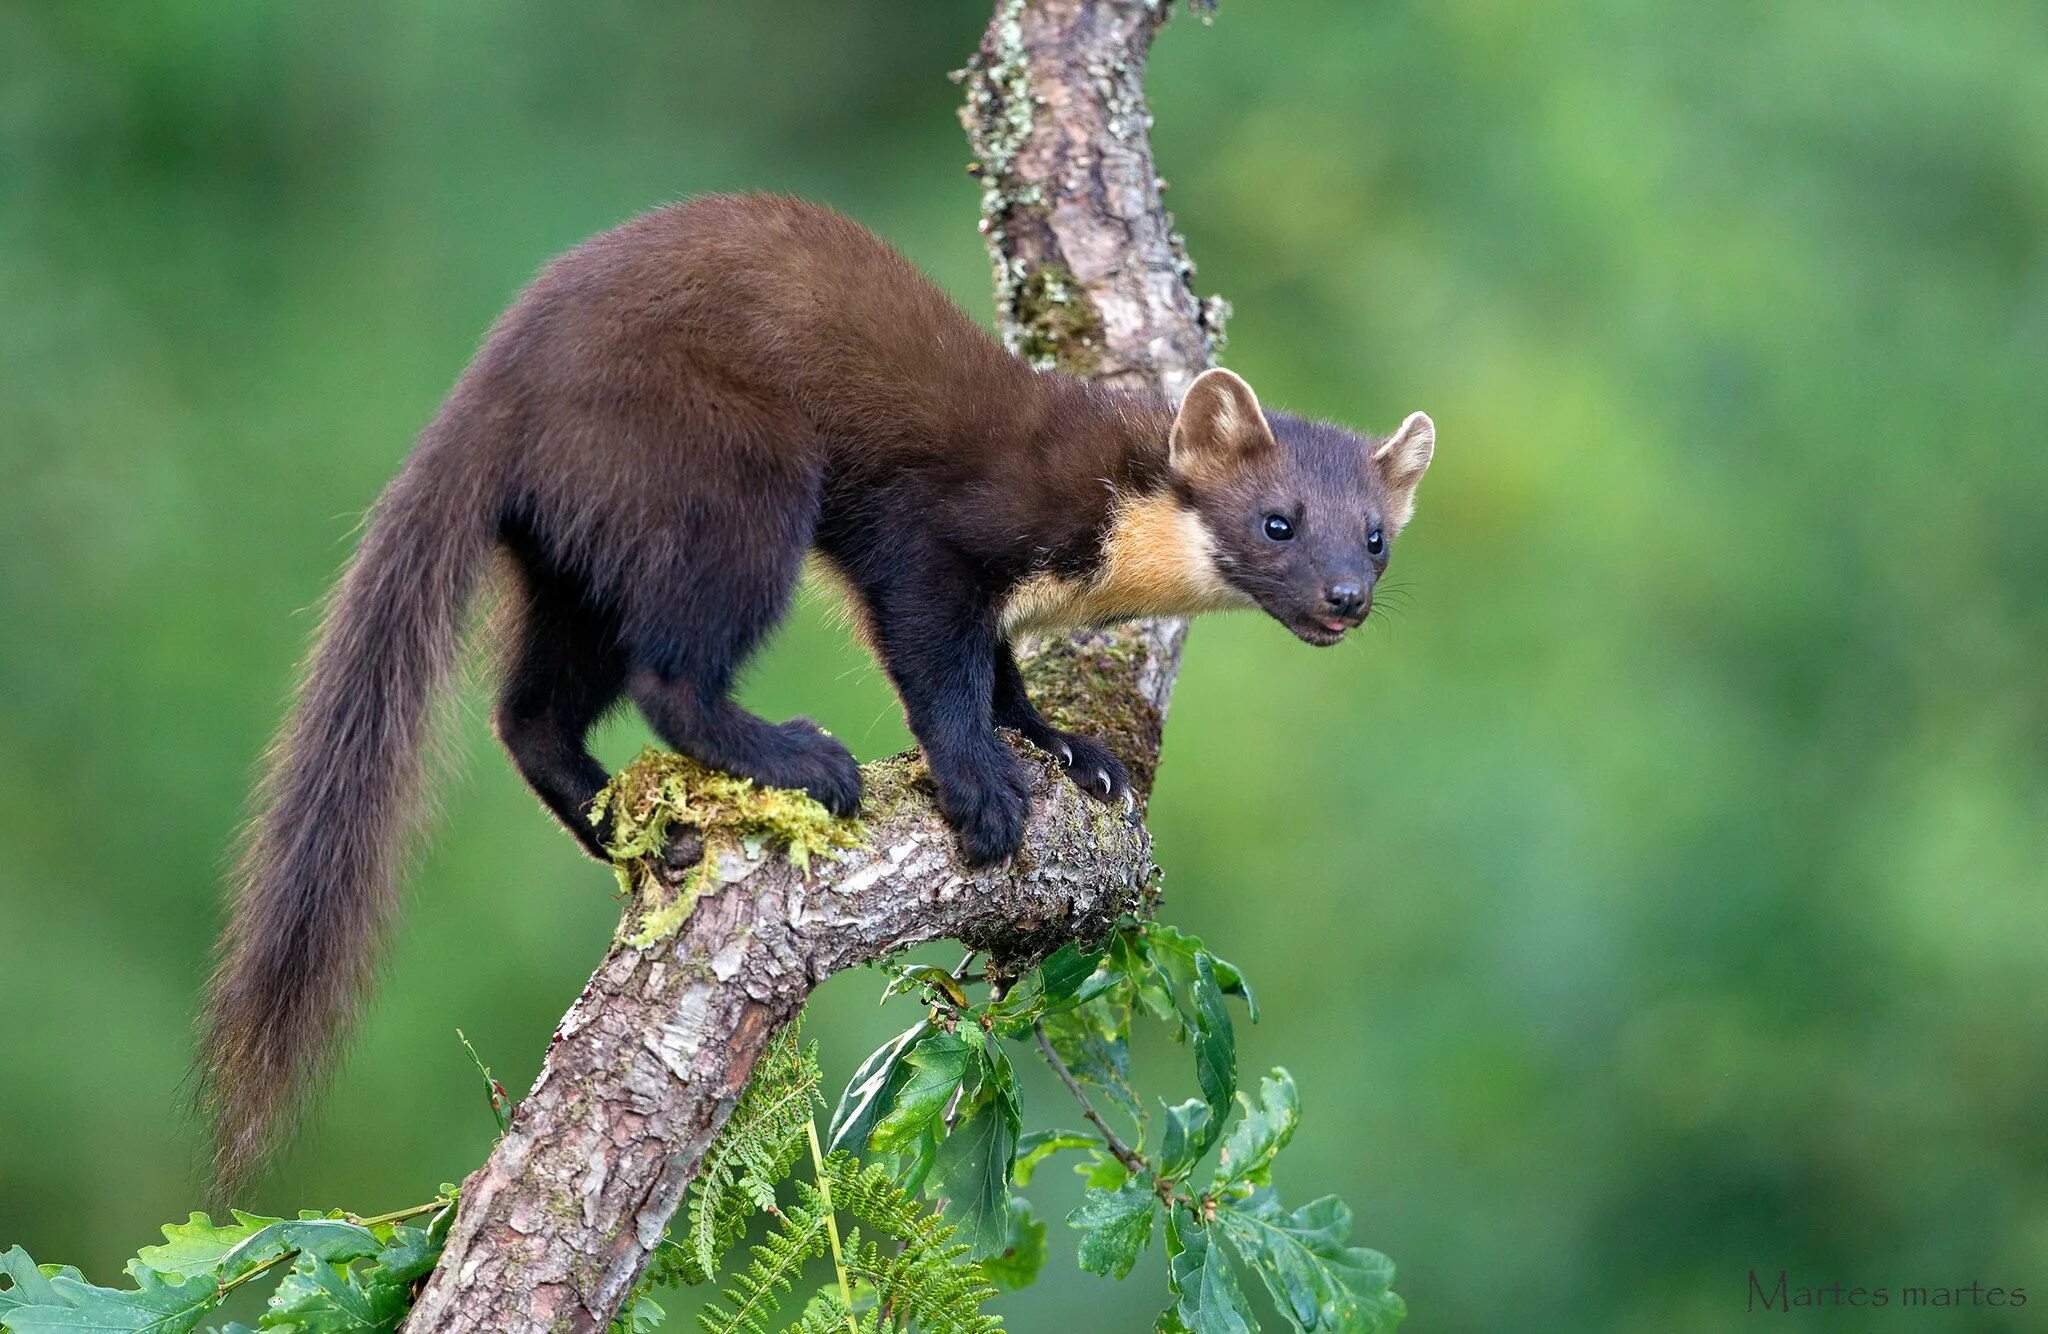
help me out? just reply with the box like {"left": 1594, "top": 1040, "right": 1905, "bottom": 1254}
{"left": 202, "top": 193, "right": 1435, "bottom": 1186}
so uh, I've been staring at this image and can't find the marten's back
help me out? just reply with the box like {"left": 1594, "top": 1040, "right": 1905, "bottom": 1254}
{"left": 437, "top": 193, "right": 1162, "bottom": 591}
{"left": 472, "top": 194, "right": 1047, "bottom": 468}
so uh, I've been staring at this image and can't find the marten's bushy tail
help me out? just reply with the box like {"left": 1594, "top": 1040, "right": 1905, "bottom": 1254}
{"left": 202, "top": 418, "right": 496, "bottom": 1196}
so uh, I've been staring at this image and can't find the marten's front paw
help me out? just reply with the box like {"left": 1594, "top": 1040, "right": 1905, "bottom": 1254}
{"left": 955, "top": 787, "right": 1028, "bottom": 865}
{"left": 1046, "top": 733, "right": 1130, "bottom": 804}
{"left": 776, "top": 718, "right": 863, "bottom": 817}
{"left": 941, "top": 760, "right": 1032, "bottom": 866}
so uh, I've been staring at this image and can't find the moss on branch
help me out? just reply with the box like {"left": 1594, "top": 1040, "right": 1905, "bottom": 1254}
{"left": 594, "top": 748, "right": 867, "bottom": 945}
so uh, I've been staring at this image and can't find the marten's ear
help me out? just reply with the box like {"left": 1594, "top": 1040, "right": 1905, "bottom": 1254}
{"left": 1170, "top": 368, "right": 1276, "bottom": 479}
{"left": 1373, "top": 411, "right": 1435, "bottom": 527}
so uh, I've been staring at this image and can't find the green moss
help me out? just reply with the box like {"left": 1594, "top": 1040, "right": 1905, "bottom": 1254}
{"left": 593, "top": 748, "right": 867, "bottom": 947}
{"left": 1011, "top": 264, "right": 1105, "bottom": 375}
{"left": 1018, "top": 632, "right": 1165, "bottom": 796}
{"left": 854, "top": 752, "right": 933, "bottom": 822}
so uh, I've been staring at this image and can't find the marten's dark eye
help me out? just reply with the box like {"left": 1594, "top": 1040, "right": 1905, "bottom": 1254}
{"left": 1367, "top": 526, "right": 1385, "bottom": 556}
{"left": 1263, "top": 514, "right": 1295, "bottom": 542}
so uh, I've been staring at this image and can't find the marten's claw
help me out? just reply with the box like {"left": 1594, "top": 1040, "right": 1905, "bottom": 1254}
{"left": 1046, "top": 732, "right": 1129, "bottom": 805}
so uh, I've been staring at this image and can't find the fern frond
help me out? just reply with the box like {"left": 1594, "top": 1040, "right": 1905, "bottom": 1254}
{"left": 827, "top": 1158, "right": 956, "bottom": 1253}
{"left": 683, "top": 1025, "right": 823, "bottom": 1283}
{"left": 823, "top": 1156, "right": 1003, "bottom": 1334}
{"left": 695, "top": 1181, "right": 833, "bottom": 1334}
{"left": 673, "top": 1040, "right": 1000, "bottom": 1333}
{"left": 860, "top": 1247, "right": 1000, "bottom": 1334}
{"left": 785, "top": 1289, "right": 881, "bottom": 1334}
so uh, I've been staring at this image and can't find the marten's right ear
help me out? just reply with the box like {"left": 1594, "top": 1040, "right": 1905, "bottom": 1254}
{"left": 1170, "top": 368, "right": 1276, "bottom": 480}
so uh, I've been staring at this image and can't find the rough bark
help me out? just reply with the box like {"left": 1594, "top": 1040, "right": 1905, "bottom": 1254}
{"left": 402, "top": 3, "right": 1214, "bottom": 1330}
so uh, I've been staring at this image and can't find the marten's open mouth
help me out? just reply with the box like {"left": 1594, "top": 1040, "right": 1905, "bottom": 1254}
{"left": 1287, "top": 615, "right": 1353, "bottom": 647}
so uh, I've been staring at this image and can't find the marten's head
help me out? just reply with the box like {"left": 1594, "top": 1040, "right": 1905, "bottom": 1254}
{"left": 1168, "top": 368, "right": 1435, "bottom": 646}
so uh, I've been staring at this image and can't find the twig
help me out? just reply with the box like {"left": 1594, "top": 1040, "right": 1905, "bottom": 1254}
{"left": 347, "top": 1197, "right": 452, "bottom": 1229}
{"left": 216, "top": 1249, "right": 293, "bottom": 1299}
{"left": 1034, "top": 1021, "right": 1146, "bottom": 1176}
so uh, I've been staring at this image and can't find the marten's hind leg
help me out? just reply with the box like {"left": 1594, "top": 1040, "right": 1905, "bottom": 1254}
{"left": 628, "top": 675, "right": 862, "bottom": 818}
{"left": 493, "top": 572, "right": 629, "bottom": 859}
{"left": 618, "top": 461, "right": 861, "bottom": 817}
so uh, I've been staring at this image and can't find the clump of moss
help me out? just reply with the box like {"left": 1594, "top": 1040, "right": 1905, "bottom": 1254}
{"left": 592, "top": 747, "right": 867, "bottom": 946}
{"left": 1011, "top": 264, "right": 1105, "bottom": 375}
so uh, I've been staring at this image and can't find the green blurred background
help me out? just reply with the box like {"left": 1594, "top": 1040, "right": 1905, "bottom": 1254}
{"left": 5, "top": 2, "right": 2046, "bottom": 1330}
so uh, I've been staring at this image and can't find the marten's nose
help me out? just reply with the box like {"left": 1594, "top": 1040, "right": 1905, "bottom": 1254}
{"left": 1325, "top": 580, "right": 1367, "bottom": 618}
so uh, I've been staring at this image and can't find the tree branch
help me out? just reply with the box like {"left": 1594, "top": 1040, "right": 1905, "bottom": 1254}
{"left": 402, "top": 3, "right": 1213, "bottom": 1329}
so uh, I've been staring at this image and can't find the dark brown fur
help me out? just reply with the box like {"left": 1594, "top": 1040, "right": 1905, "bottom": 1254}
{"left": 202, "top": 194, "right": 1432, "bottom": 1193}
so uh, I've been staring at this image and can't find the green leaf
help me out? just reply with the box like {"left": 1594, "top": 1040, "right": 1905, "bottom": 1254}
{"left": 983, "top": 943, "right": 1108, "bottom": 1035}
{"left": 2, "top": 1211, "right": 427, "bottom": 1334}
{"left": 1215, "top": 1192, "right": 1403, "bottom": 1333}
{"left": 1158, "top": 1099, "right": 1215, "bottom": 1179}
{"left": 869, "top": 1031, "right": 975, "bottom": 1153}
{"left": 1212, "top": 1070, "right": 1299, "bottom": 1195}
{"left": 1074, "top": 1149, "right": 1131, "bottom": 1192}
{"left": 1066, "top": 1180, "right": 1157, "bottom": 1280}
{"left": 979, "top": 1199, "right": 1047, "bottom": 1292}
{"left": 827, "top": 1020, "right": 928, "bottom": 1155}
{"left": 1038, "top": 943, "right": 1102, "bottom": 1001}
{"left": 1038, "top": 1001, "right": 1142, "bottom": 1129}
{"left": 610, "top": 1289, "right": 665, "bottom": 1334}
{"left": 930, "top": 1047, "right": 1020, "bottom": 1258}
{"left": 262, "top": 1251, "right": 408, "bottom": 1334}
{"left": 367, "top": 1207, "right": 452, "bottom": 1289}
{"left": 1128, "top": 947, "right": 1185, "bottom": 1030}
{"left": 136, "top": 1214, "right": 282, "bottom": 1280}
{"left": 1166, "top": 1221, "right": 1257, "bottom": 1334}
{"left": 261, "top": 1224, "right": 380, "bottom": 1267}
{"left": 1156, "top": 1214, "right": 1194, "bottom": 1334}
{"left": 1118, "top": 927, "right": 1247, "bottom": 1116}
{"left": 1133, "top": 926, "right": 1257, "bottom": 1024}
{"left": 1012, "top": 1129, "right": 1097, "bottom": 1187}
{"left": 139, "top": 1214, "right": 379, "bottom": 1283}
{"left": 1005, "top": 943, "right": 1112, "bottom": 1021}
{"left": 893, "top": 1121, "right": 942, "bottom": 1199}
{"left": 2, "top": 1263, "right": 222, "bottom": 1334}
{"left": 1, "top": 1249, "right": 82, "bottom": 1318}
{"left": 1191, "top": 953, "right": 1237, "bottom": 1115}
{"left": 1202, "top": 951, "right": 1260, "bottom": 1024}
